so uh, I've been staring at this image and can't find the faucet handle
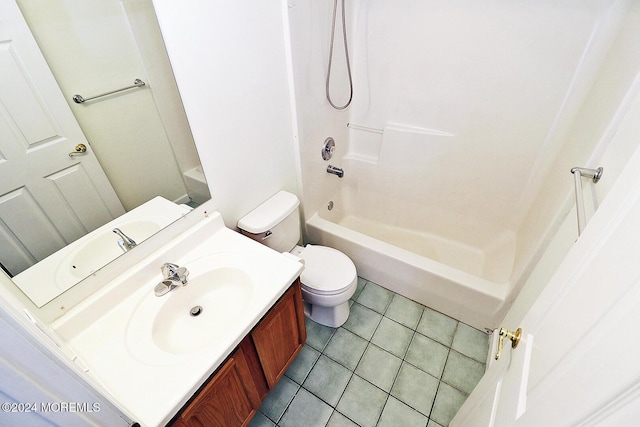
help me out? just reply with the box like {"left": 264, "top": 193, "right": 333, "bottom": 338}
{"left": 161, "top": 262, "right": 180, "bottom": 278}
{"left": 161, "top": 263, "right": 189, "bottom": 284}
{"left": 175, "top": 267, "right": 189, "bottom": 284}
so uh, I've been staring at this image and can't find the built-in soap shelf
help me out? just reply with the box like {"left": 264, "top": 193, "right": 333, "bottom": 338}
{"left": 344, "top": 122, "right": 456, "bottom": 166}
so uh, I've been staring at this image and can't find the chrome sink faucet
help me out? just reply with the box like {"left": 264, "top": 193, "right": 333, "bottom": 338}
{"left": 154, "top": 263, "right": 189, "bottom": 297}
{"left": 113, "top": 228, "right": 137, "bottom": 252}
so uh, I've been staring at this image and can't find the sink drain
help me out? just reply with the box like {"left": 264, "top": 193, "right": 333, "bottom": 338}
{"left": 190, "top": 305, "right": 203, "bottom": 317}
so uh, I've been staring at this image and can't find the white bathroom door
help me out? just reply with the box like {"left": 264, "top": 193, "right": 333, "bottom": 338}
{"left": 0, "top": 0, "right": 124, "bottom": 275}
{"left": 452, "top": 145, "right": 640, "bottom": 426}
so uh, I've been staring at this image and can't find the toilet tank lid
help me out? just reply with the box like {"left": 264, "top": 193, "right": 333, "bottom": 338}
{"left": 237, "top": 190, "right": 300, "bottom": 233}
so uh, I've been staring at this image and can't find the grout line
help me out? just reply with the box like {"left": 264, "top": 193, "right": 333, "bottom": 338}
{"left": 429, "top": 345, "right": 455, "bottom": 424}
{"left": 269, "top": 378, "right": 302, "bottom": 426}
{"left": 265, "top": 277, "right": 489, "bottom": 427}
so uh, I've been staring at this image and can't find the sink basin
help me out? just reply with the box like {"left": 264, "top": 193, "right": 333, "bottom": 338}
{"left": 126, "top": 253, "right": 257, "bottom": 365}
{"left": 152, "top": 267, "right": 252, "bottom": 354}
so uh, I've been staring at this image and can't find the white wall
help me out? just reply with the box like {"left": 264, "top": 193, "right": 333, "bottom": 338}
{"left": 17, "top": 0, "right": 197, "bottom": 210}
{"left": 152, "top": 0, "right": 299, "bottom": 228}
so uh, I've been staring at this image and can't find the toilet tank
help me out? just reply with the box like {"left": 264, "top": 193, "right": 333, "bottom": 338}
{"left": 237, "top": 191, "right": 301, "bottom": 253}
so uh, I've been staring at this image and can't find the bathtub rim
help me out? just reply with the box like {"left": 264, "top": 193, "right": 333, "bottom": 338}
{"left": 305, "top": 212, "right": 508, "bottom": 330}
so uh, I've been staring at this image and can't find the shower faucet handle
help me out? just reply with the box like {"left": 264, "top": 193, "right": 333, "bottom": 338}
{"left": 322, "top": 137, "right": 336, "bottom": 160}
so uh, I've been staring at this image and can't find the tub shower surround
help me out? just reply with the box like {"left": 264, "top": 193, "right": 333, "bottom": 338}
{"left": 290, "top": 0, "right": 639, "bottom": 330}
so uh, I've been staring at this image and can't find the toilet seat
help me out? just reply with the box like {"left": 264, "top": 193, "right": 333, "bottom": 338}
{"left": 298, "top": 245, "right": 357, "bottom": 296}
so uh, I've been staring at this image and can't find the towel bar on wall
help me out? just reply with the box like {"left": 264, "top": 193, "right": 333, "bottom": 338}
{"left": 72, "top": 78, "right": 146, "bottom": 104}
{"left": 571, "top": 166, "right": 603, "bottom": 236}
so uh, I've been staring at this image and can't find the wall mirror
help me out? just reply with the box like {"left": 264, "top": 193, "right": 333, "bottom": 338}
{"left": 0, "top": 0, "right": 210, "bottom": 307}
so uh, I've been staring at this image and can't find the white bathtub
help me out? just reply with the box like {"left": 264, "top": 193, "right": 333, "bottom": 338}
{"left": 183, "top": 166, "right": 211, "bottom": 205}
{"left": 305, "top": 189, "right": 516, "bottom": 329}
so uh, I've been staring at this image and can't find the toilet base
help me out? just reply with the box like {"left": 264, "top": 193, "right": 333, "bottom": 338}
{"left": 304, "top": 300, "right": 350, "bottom": 328}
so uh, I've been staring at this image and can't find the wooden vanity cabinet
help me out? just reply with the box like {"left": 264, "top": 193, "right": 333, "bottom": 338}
{"left": 171, "top": 279, "right": 306, "bottom": 427}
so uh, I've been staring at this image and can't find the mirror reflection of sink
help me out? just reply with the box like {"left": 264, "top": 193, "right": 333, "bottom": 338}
{"left": 126, "top": 253, "right": 256, "bottom": 365}
{"left": 13, "top": 196, "right": 192, "bottom": 307}
{"left": 58, "top": 221, "right": 161, "bottom": 282}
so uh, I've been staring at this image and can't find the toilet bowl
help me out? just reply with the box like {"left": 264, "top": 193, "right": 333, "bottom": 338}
{"left": 238, "top": 191, "right": 357, "bottom": 327}
{"left": 291, "top": 244, "right": 357, "bottom": 327}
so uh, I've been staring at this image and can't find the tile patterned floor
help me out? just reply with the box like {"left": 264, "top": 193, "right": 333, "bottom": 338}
{"left": 249, "top": 277, "right": 489, "bottom": 427}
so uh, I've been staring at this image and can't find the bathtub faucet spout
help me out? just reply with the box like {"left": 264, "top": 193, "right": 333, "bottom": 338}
{"left": 327, "top": 165, "right": 344, "bottom": 178}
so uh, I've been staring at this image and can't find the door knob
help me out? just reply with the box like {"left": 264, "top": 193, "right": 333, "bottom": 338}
{"left": 68, "top": 143, "right": 87, "bottom": 157}
{"left": 494, "top": 327, "right": 522, "bottom": 360}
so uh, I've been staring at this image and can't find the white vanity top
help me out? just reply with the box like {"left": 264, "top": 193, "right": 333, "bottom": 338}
{"left": 50, "top": 210, "right": 303, "bottom": 426}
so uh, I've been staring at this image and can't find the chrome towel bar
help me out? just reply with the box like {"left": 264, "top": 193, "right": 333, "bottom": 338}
{"left": 72, "top": 78, "right": 146, "bottom": 104}
{"left": 571, "top": 166, "right": 603, "bottom": 237}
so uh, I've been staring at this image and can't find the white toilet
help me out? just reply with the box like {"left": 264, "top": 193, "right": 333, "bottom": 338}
{"left": 238, "top": 191, "right": 357, "bottom": 327}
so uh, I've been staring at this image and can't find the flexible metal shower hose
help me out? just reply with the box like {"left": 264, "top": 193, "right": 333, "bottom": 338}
{"left": 326, "top": 0, "right": 353, "bottom": 110}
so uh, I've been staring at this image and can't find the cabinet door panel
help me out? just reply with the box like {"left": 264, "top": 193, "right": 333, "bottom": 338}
{"left": 173, "top": 346, "right": 260, "bottom": 427}
{"left": 251, "top": 283, "right": 305, "bottom": 388}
